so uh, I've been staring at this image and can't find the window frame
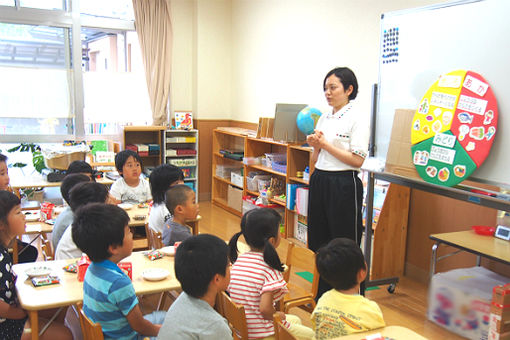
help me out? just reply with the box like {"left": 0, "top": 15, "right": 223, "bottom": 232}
{"left": 0, "top": 0, "right": 136, "bottom": 143}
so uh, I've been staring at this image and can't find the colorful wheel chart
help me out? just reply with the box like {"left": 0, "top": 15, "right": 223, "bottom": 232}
{"left": 411, "top": 70, "right": 498, "bottom": 187}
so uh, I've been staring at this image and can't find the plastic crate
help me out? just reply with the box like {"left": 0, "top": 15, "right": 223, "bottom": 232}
{"left": 271, "top": 161, "right": 287, "bottom": 173}
{"left": 265, "top": 153, "right": 286, "bottom": 164}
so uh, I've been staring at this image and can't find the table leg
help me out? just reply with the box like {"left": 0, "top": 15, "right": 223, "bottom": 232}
{"left": 430, "top": 242, "right": 439, "bottom": 281}
{"left": 13, "top": 238, "right": 19, "bottom": 264}
{"left": 476, "top": 255, "right": 481, "bottom": 266}
{"left": 29, "top": 310, "right": 39, "bottom": 340}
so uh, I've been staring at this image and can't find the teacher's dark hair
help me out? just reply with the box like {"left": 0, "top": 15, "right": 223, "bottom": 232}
{"left": 323, "top": 67, "right": 358, "bottom": 100}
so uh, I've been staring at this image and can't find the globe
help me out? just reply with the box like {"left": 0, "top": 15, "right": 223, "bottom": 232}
{"left": 296, "top": 107, "right": 322, "bottom": 135}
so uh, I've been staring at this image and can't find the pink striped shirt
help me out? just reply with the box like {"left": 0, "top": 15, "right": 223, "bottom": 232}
{"left": 228, "top": 251, "right": 289, "bottom": 339}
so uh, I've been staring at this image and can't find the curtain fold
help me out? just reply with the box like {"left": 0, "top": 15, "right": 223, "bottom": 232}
{"left": 132, "top": 0, "right": 173, "bottom": 126}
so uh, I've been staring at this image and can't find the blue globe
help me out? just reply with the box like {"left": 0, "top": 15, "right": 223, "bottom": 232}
{"left": 297, "top": 107, "right": 322, "bottom": 135}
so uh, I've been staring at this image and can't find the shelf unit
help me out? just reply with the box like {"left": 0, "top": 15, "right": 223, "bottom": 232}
{"left": 212, "top": 128, "right": 313, "bottom": 244}
{"left": 164, "top": 129, "right": 199, "bottom": 195}
{"left": 123, "top": 126, "right": 165, "bottom": 171}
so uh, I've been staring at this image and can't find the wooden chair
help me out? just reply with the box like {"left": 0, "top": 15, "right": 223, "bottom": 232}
{"left": 281, "top": 242, "right": 319, "bottom": 313}
{"left": 144, "top": 223, "right": 163, "bottom": 249}
{"left": 185, "top": 214, "right": 201, "bottom": 235}
{"left": 76, "top": 303, "right": 104, "bottom": 340}
{"left": 217, "top": 291, "right": 249, "bottom": 340}
{"left": 40, "top": 233, "right": 54, "bottom": 261}
{"left": 273, "top": 313, "right": 297, "bottom": 340}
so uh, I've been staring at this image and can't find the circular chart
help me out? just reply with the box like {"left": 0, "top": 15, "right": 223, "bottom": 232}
{"left": 411, "top": 70, "right": 498, "bottom": 186}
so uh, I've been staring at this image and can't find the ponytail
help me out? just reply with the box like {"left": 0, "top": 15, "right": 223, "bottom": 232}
{"left": 228, "top": 231, "right": 242, "bottom": 264}
{"left": 263, "top": 237, "right": 284, "bottom": 272}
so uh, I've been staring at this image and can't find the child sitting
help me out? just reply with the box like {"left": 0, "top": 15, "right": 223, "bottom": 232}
{"left": 66, "top": 160, "right": 97, "bottom": 181}
{"left": 0, "top": 153, "right": 38, "bottom": 263}
{"left": 228, "top": 208, "right": 314, "bottom": 340}
{"left": 158, "top": 234, "right": 233, "bottom": 339}
{"left": 110, "top": 150, "right": 151, "bottom": 204}
{"left": 0, "top": 190, "right": 72, "bottom": 340}
{"left": 55, "top": 182, "right": 110, "bottom": 260}
{"left": 312, "top": 238, "right": 385, "bottom": 339}
{"left": 52, "top": 173, "right": 91, "bottom": 249}
{"left": 148, "top": 164, "right": 184, "bottom": 234}
{"left": 72, "top": 203, "right": 164, "bottom": 339}
{"left": 162, "top": 184, "right": 197, "bottom": 246}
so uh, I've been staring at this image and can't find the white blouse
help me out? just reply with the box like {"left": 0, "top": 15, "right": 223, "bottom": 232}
{"left": 314, "top": 102, "right": 369, "bottom": 171}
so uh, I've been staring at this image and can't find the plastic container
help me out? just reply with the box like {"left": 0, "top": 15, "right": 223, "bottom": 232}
{"left": 247, "top": 174, "right": 271, "bottom": 192}
{"left": 257, "top": 178, "right": 271, "bottom": 192}
{"left": 265, "top": 153, "right": 286, "bottom": 164}
{"left": 271, "top": 161, "right": 287, "bottom": 173}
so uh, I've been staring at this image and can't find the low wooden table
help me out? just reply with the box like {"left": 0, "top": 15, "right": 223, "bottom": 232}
{"left": 10, "top": 175, "right": 113, "bottom": 198}
{"left": 332, "top": 326, "right": 428, "bottom": 339}
{"left": 429, "top": 230, "right": 510, "bottom": 279}
{"left": 13, "top": 251, "right": 179, "bottom": 340}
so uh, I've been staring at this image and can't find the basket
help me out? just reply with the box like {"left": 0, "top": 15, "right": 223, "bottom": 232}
{"left": 271, "top": 161, "right": 287, "bottom": 173}
{"left": 44, "top": 152, "right": 87, "bottom": 170}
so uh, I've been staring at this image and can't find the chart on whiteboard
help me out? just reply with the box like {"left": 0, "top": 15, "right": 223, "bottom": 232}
{"left": 410, "top": 70, "right": 498, "bottom": 187}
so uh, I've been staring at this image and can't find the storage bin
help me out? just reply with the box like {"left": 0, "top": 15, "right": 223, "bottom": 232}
{"left": 265, "top": 153, "right": 286, "bottom": 164}
{"left": 247, "top": 175, "right": 271, "bottom": 192}
{"left": 271, "top": 161, "right": 287, "bottom": 173}
{"left": 257, "top": 178, "right": 271, "bottom": 192}
{"left": 231, "top": 171, "right": 244, "bottom": 187}
{"left": 44, "top": 152, "right": 87, "bottom": 170}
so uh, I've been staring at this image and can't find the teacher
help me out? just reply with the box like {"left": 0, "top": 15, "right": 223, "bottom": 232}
{"left": 306, "top": 67, "right": 369, "bottom": 299}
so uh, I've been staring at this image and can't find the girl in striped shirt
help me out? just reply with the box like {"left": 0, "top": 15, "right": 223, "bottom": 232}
{"left": 228, "top": 208, "right": 314, "bottom": 340}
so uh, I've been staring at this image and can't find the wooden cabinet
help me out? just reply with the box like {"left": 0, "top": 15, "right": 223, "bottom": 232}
{"left": 123, "top": 126, "right": 165, "bottom": 171}
{"left": 212, "top": 128, "right": 313, "bottom": 245}
{"left": 164, "top": 129, "right": 199, "bottom": 196}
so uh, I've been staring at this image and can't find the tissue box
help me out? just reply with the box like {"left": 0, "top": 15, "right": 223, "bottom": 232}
{"left": 428, "top": 266, "right": 510, "bottom": 340}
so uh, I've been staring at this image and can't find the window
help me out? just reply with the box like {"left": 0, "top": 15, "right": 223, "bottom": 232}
{"left": 0, "top": 0, "right": 151, "bottom": 141}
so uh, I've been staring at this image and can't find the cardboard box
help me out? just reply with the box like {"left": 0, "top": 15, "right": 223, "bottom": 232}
{"left": 231, "top": 171, "right": 244, "bottom": 188}
{"left": 428, "top": 266, "right": 510, "bottom": 340}
{"left": 227, "top": 185, "right": 243, "bottom": 212}
{"left": 385, "top": 109, "right": 420, "bottom": 179}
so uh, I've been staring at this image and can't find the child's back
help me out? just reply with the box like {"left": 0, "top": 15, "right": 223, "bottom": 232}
{"left": 312, "top": 238, "right": 385, "bottom": 339}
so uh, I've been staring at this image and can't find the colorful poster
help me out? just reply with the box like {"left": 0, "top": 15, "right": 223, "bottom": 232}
{"left": 410, "top": 70, "right": 498, "bottom": 186}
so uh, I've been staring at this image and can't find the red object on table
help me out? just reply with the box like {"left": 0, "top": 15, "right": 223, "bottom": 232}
{"left": 471, "top": 225, "right": 496, "bottom": 236}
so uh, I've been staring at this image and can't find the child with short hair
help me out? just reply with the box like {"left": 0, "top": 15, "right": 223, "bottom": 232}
{"left": 228, "top": 208, "right": 314, "bottom": 340}
{"left": 52, "top": 173, "right": 91, "bottom": 249}
{"left": 72, "top": 203, "right": 164, "bottom": 339}
{"left": 67, "top": 160, "right": 96, "bottom": 181}
{"left": 55, "top": 182, "right": 110, "bottom": 259}
{"left": 110, "top": 150, "right": 151, "bottom": 204}
{"left": 312, "top": 238, "right": 385, "bottom": 339}
{"left": 148, "top": 164, "right": 184, "bottom": 234}
{"left": 162, "top": 184, "right": 197, "bottom": 246}
{"left": 158, "top": 234, "right": 233, "bottom": 339}
{"left": 0, "top": 190, "right": 72, "bottom": 340}
{"left": 0, "top": 153, "right": 38, "bottom": 263}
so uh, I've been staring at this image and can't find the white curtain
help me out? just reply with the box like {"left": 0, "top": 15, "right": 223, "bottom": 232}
{"left": 132, "top": 0, "right": 173, "bottom": 126}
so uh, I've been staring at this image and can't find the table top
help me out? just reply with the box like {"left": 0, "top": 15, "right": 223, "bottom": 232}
{"left": 430, "top": 230, "right": 510, "bottom": 264}
{"left": 13, "top": 251, "right": 179, "bottom": 311}
{"left": 332, "top": 326, "right": 427, "bottom": 339}
{"left": 24, "top": 222, "right": 53, "bottom": 234}
{"left": 10, "top": 175, "right": 113, "bottom": 190}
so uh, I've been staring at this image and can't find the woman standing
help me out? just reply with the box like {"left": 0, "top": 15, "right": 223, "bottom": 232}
{"left": 306, "top": 67, "right": 369, "bottom": 299}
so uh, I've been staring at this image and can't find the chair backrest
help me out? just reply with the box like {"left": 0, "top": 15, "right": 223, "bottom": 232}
{"left": 77, "top": 304, "right": 104, "bottom": 340}
{"left": 287, "top": 243, "right": 319, "bottom": 299}
{"left": 218, "top": 291, "right": 249, "bottom": 340}
{"left": 273, "top": 313, "right": 297, "bottom": 340}
{"left": 144, "top": 223, "right": 163, "bottom": 249}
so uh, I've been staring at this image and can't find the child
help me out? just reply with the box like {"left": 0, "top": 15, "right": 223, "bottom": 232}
{"left": 52, "top": 173, "right": 91, "bottom": 249}
{"left": 110, "top": 150, "right": 151, "bottom": 204}
{"left": 162, "top": 184, "right": 197, "bottom": 246}
{"left": 72, "top": 203, "right": 164, "bottom": 339}
{"left": 312, "top": 238, "right": 385, "bottom": 338}
{"left": 0, "top": 190, "right": 72, "bottom": 340}
{"left": 66, "top": 160, "right": 96, "bottom": 181}
{"left": 158, "top": 234, "right": 233, "bottom": 339}
{"left": 148, "top": 164, "right": 184, "bottom": 234}
{"left": 55, "top": 182, "right": 110, "bottom": 260}
{"left": 0, "top": 153, "right": 38, "bottom": 263}
{"left": 228, "top": 208, "right": 314, "bottom": 340}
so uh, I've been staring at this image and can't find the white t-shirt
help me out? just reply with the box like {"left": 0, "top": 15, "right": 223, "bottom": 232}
{"left": 314, "top": 102, "right": 369, "bottom": 171}
{"left": 148, "top": 203, "right": 172, "bottom": 234}
{"left": 55, "top": 224, "right": 82, "bottom": 260}
{"left": 110, "top": 177, "right": 152, "bottom": 204}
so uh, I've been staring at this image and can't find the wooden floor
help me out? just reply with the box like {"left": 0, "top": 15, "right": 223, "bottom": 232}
{"left": 197, "top": 200, "right": 464, "bottom": 340}
{"left": 27, "top": 200, "right": 463, "bottom": 339}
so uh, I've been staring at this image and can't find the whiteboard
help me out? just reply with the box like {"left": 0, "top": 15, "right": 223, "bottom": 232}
{"left": 376, "top": 0, "right": 510, "bottom": 187}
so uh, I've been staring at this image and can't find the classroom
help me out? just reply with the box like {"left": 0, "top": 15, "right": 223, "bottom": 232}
{"left": 1, "top": 0, "right": 509, "bottom": 339}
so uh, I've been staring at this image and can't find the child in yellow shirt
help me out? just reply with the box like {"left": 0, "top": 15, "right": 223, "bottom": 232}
{"left": 311, "top": 238, "right": 385, "bottom": 339}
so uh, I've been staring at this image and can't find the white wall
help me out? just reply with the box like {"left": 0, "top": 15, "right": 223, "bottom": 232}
{"left": 171, "top": 0, "right": 443, "bottom": 121}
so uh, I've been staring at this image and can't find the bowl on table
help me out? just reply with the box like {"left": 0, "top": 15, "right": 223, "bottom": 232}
{"left": 142, "top": 268, "right": 170, "bottom": 281}
{"left": 25, "top": 266, "right": 52, "bottom": 278}
{"left": 471, "top": 225, "right": 496, "bottom": 236}
{"left": 118, "top": 203, "right": 133, "bottom": 210}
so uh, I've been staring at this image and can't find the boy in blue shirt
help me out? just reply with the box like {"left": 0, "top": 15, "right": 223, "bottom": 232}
{"left": 72, "top": 203, "right": 164, "bottom": 339}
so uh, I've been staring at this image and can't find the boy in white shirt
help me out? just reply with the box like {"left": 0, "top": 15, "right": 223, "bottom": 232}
{"left": 110, "top": 150, "right": 151, "bottom": 204}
